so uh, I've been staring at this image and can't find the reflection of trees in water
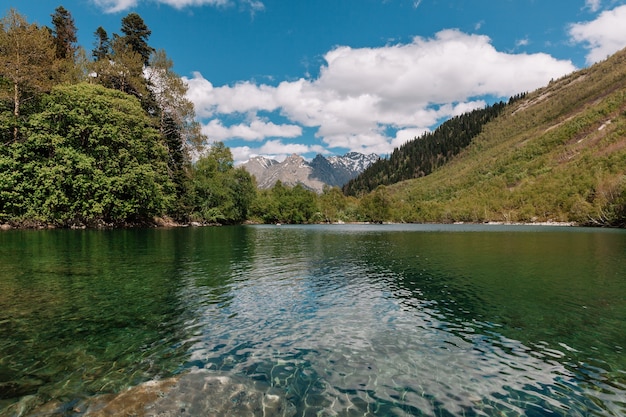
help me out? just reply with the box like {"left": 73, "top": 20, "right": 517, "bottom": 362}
{"left": 1, "top": 226, "right": 624, "bottom": 417}
{"left": 0, "top": 229, "right": 193, "bottom": 411}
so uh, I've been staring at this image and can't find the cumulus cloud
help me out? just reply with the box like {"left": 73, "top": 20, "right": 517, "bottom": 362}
{"left": 570, "top": 5, "right": 626, "bottom": 64}
{"left": 315, "top": 30, "right": 573, "bottom": 103}
{"left": 231, "top": 140, "right": 326, "bottom": 164}
{"left": 185, "top": 29, "right": 576, "bottom": 162}
{"left": 201, "top": 118, "right": 302, "bottom": 141}
{"left": 585, "top": 0, "right": 602, "bottom": 12}
{"left": 158, "top": 0, "right": 230, "bottom": 8}
{"left": 92, "top": 0, "right": 258, "bottom": 13}
{"left": 185, "top": 76, "right": 279, "bottom": 117}
{"left": 92, "top": 0, "right": 138, "bottom": 13}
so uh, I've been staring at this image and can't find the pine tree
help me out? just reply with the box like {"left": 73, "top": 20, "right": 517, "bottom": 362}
{"left": 51, "top": 6, "right": 77, "bottom": 60}
{"left": 343, "top": 101, "right": 507, "bottom": 196}
{"left": 119, "top": 12, "right": 153, "bottom": 65}
{"left": 92, "top": 26, "right": 110, "bottom": 61}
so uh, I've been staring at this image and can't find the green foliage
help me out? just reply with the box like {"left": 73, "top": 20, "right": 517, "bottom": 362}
{"left": 0, "top": 9, "right": 57, "bottom": 140}
{"left": 0, "top": 143, "right": 27, "bottom": 221}
{"left": 119, "top": 12, "right": 153, "bottom": 65}
{"left": 582, "top": 175, "right": 626, "bottom": 227}
{"left": 92, "top": 26, "right": 110, "bottom": 61}
{"left": 190, "top": 142, "right": 256, "bottom": 224}
{"left": 318, "top": 186, "right": 349, "bottom": 222}
{"left": 50, "top": 7, "right": 87, "bottom": 85}
{"left": 0, "top": 7, "right": 248, "bottom": 228}
{"left": 1, "top": 83, "right": 175, "bottom": 226}
{"left": 250, "top": 181, "right": 319, "bottom": 224}
{"left": 89, "top": 12, "right": 158, "bottom": 114}
{"left": 358, "top": 185, "right": 391, "bottom": 223}
{"left": 51, "top": 6, "right": 77, "bottom": 60}
{"left": 90, "top": 36, "right": 148, "bottom": 100}
{"left": 160, "top": 114, "right": 193, "bottom": 220}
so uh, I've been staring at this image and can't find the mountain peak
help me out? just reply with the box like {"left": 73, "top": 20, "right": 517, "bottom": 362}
{"left": 240, "top": 152, "right": 379, "bottom": 193}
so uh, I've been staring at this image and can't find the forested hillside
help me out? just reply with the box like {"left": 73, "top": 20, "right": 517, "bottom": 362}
{"left": 382, "top": 47, "right": 626, "bottom": 226}
{"left": 343, "top": 100, "right": 515, "bottom": 196}
{"left": 0, "top": 7, "right": 256, "bottom": 227}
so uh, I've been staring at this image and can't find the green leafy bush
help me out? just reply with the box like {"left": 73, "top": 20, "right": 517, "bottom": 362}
{"left": 2, "top": 83, "right": 175, "bottom": 226}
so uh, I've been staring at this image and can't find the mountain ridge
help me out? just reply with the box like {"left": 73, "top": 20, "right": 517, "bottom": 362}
{"left": 240, "top": 152, "right": 379, "bottom": 193}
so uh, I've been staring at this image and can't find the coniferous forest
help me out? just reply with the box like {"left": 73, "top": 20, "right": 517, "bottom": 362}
{"left": 1, "top": 7, "right": 625, "bottom": 228}
{"left": 343, "top": 100, "right": 510, "bottom": 196}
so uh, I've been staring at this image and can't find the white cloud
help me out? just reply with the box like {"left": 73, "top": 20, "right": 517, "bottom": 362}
{"left": 186, "top": 29, "right": 576, "bottom": 162}
{"left": 315, "top": 30, "right": 573, "bottom": 103}
{"left": 392, "top": 128, "right": 429, "bottom": 149}
{"left": 242, "top": 0, "right": 265, "bottom": 12}
{"left": 258, "top": 140, "right": 319, "bottom": 155}
{"left": 92, "top": 0, "right": 138, "bottom": 13}
{"left": 159, "top": 0, "right": 230, "bottom": 8}
{"left": 232, "top": 140, "right": 326, "bottom": 163}
{"left": 201, "top": 118, "right": 302, "bottom": 141}
{"left": 570, "top": 5, "right": 626, "bottom": 64}
{"left": 231, "top": 146, "right": 253, "bottom": 164}
{"left": 585, "top": 0, "right": 602, "bottom": 12}
{"left": 93, "top": 0, "right": 258, "bottom": 13}
{"left": 186, "top": 77, "right": 279, "bottom": 117}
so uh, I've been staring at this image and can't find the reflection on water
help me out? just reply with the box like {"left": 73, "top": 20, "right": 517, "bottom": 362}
{"left": 0, "top": 225, "right": 625, "bottom": 416}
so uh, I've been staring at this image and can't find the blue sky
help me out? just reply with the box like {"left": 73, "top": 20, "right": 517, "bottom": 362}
{"left": 3, "top": 0, "right": 626, "bottom": 163}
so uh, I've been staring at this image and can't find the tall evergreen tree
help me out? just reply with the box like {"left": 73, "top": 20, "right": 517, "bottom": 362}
{"left": 161, "top": 114, "right": 192, "bottom": 220}
{"left": 92, "top": 26, "right": 110, "bottom": 61}
{"left": 50, "top": 6, "right": 77, "bottom": 60}
{"left": 119, "top": 12, "right": 153, "bottom": 65}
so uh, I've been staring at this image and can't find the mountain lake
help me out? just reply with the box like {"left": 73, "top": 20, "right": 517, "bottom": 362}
{"left": 0, "top": 224, "right": 624, "bottom": 416}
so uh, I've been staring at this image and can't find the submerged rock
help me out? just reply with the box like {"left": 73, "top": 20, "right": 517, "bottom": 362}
{"left": 27, "top": 370, "right": 296, "bottom": 417}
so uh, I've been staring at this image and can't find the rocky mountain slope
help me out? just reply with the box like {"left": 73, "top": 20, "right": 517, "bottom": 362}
{"left": 240, "top": 152, "right": 379, "bottom": 193}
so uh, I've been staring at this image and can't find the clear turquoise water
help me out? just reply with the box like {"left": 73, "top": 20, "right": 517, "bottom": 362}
{"left": 0, "top": 224, "right": 625, "bottom": 416}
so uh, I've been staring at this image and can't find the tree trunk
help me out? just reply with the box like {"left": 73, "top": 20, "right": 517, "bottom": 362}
{"left": 13, "top": 81, "right": 19, "bottom": 142}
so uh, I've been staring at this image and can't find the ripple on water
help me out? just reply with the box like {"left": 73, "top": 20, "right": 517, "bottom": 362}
{"left": 176, "top": 259, "right": 624, "bottom": 416}
{"left": 1, "top": 226, "right": 625, "bottom": 416}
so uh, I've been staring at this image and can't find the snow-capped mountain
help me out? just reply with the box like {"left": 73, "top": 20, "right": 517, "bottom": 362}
{"left": 240, "top": 152, "right": 379, "bottom": 193}
{"left": 240, "top": 155, "right": 279, "bottom": 182}
{"left": 328, "top": 152, "right": 380, "bottom": 175}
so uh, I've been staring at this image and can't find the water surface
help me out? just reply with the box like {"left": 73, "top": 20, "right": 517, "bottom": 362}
{"left": 0, "top": 224, "right": 625, "bottom": 416}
